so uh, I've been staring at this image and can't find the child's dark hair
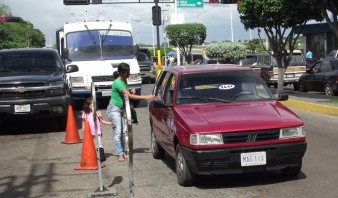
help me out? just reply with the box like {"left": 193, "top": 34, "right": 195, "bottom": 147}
{"left": 118, "top": 62, "right": 130, "bottom": 75}
{"left": 83, "top": 97, "right": 92, "bottom": 114}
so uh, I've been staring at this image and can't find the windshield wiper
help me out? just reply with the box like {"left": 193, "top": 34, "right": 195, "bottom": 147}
{"left": 178, "top": 96, "right": 230, "bottom": 103}
{"left": 21, "top": 69, "right": 49, "bottom": 72}
{"left": 0, "top": 69, "right": 14, "bottom": 72}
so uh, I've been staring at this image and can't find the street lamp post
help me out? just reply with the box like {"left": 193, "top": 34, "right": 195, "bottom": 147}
{"left": 131, "top": 19, "right": 142, "bottom": 44}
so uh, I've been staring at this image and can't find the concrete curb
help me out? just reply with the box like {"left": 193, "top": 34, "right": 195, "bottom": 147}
{"left": 281, "top": 99, "right": 338, "bottom": 116}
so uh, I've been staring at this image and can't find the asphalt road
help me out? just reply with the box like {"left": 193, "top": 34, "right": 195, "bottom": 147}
{"left": 1, "top": 84, "right": 338, "bottom": 198}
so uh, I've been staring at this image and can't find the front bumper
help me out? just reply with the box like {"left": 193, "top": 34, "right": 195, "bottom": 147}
{"left": 181, "top": 141, "right": 307, "bottom": 175}
{"left": 0, "top": 95, "right": 71, "bottom": 119}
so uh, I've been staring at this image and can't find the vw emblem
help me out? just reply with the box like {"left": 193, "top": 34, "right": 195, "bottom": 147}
{"left": 247, "top": 134, "right": 257, "bottom": 142}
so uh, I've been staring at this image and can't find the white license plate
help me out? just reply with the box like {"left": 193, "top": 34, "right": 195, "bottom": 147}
{"left": 101, "top": 90, "right": 111, "bottom": 96}
{"left": 14, "top": 104, "right": 31, "bottom": 113}
{"left": 240, "top": 151, "right": 266, "bottom": 167}
{"left": 285, "top": 74, "right": 295, "bottom": 78}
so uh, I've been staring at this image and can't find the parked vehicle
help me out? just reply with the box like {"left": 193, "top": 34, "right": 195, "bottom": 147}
{"left": 268, "top": 50, "right": 307, "bottom": 90}
{"left": 298, "top": 58, "right": 338, "bottom": 96}
{"left": 137, "top": 52, "right": 155, "bottom": 83}
{"left": 56, "top": 21, "right": 142, "bottom": 106}
{"left": 149, "top": 64, "right": 307, "bottom": 186}
{"left": 0, "top": 48, "right": 78, "bottom": 129}
{"left": 239, "top": 52, "right": 273, "bottom": 83}
{"left": 326, "top": 50, "right": 338, "bottom": 59}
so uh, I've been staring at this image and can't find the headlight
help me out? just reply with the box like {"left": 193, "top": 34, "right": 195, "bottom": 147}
{"left": 190, "top": 133, "right": 223, "bottom": 145}
{"left": 279, "top": 126, "right": 305, "bottom": 139}
{"left": 71, "top": 77, "right": 84, "bottom": 84}
{"left": 49, "top": 81, "right": 64, "bottom": 87}
{"left": 128, "top": 73, "right": 141, "bottom": 81}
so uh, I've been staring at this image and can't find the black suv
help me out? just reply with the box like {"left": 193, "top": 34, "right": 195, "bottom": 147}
{"left": 0, "top": 48, "right": 78, "bottom": 130}
{"left": 137, "top": 52, "right": 155, "bottom": 83}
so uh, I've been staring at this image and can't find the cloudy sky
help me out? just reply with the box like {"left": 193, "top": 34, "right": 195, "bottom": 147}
{"left": 1, "top": 0, "right": 261, "bottom": 46}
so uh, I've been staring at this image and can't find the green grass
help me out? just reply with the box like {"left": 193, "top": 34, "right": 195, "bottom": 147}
{"left": 329, "top": 99, "right": 338, "bottom": 104}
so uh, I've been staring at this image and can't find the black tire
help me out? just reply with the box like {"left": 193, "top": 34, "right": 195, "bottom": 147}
{"left": 56, "top": 116, "right": 67, "bottom": 131}
{"left": 293, "top": 82, "right": 299, "bottom": 91}
{"left": 151, "top": 128, "right": 165, "bottom": 159}
{"left": 176, "top": 145, "right": 195, "bottom": 186}
{"left": 132, "top": 100, "right": 140, "bottom": 107}
{"left": 325, "top": 83, "right": 334, "bottom": 96}
{"left": 273, "top": 84, "right": 277, "bottom": 88}
{"left": 281, "top": 161, "right": 302, "bottom": 177}
{"left": 298, "top": 81, "right": 307, "bottom": 92}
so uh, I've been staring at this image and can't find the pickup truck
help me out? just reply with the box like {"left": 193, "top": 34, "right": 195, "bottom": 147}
{"left": 0, "top": 48, "right": 78, "bottom": 130}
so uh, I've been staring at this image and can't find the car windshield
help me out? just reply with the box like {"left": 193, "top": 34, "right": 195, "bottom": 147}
{"left": 0, "top": 52, "right": 62, "bottom": 72}
{"left": 176, "top": 70, "right": 274, "bottom": 105}
{"left": 271, "top": 54, "right": 305, "bottom": 67}
{"left": 66, "top": 30, "right": 134, "bottom": 61}
{"left": 137, "top": 52, "right": 149, "bottom": 61}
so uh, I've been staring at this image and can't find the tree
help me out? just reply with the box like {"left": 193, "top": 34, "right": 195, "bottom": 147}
{"left": 238, "top": 0, "right": 323, "bottom": 94}
{"left": 205, "top": 41, "right": 247, "bottom": 63}
{"left": 165, "top": 23, "right": 206, "bottom": 64}
{"left": 0, "top": 4, "right": 45, "bottom": 49}
{"left": 310, "top": 0, "right": 338, "bottom": 43}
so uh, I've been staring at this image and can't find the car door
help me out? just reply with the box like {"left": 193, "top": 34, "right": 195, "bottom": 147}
{"left": 313, "top": 61, "right": 330, "bottom": 91}
{"left": 150, "top": 71, "right": 176, "bottom": 154}
{"left": 305, "top": 62, "right": 321, "bottom": 90}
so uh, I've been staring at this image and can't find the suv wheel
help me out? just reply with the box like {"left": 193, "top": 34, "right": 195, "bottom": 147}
{"left": 176, "top": 144, "right": 195, "bottom": 186}
{"left": 151, "top": 128, "right": 165, "bottom": 159}
{"left": 293, "top": 82, "right": 299, "bottom": 91}
{"left": 281, "top": 161, "right": 302, "bottom": 177}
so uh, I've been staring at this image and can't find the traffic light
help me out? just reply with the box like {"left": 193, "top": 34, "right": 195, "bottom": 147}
{"left": 0, "top": 17, "right": 22, "bottom": 23}
{"left": 220, "top": 0, "right": 238, "bottom": 4}
{"left": 63, "top": 0, "right": 90, "bottom": 5}
{"left": 152, "top": 6, "right": 161, "bottom": 26}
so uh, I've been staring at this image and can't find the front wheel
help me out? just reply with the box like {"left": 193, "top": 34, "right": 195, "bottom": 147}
{"left": 176, "top": 145, "right": 195, "bottom": 186}
{"left": 56, "top": 116, "right": 67, "bottom": 131}
{"left": 298, "top": 81, "right": 307, "bottom": 92}
{"left": 293, "top": 82, "right": 299, "bottom": 91}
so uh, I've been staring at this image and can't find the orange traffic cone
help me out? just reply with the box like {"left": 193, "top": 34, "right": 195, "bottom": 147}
{"left": 74, "top": 121, "right": 99, "bottom": 170}
{"left": 62, "top": 105, "right": 82, "bottom": 144}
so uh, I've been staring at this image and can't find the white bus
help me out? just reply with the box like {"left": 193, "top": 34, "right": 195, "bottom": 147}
{"left": 56, "top": 21, "right": 142, "bottom": 105}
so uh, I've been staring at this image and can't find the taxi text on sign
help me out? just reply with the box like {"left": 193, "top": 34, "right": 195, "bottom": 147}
{"left": 177, "top": 0, "right": 204, "bottom": 8}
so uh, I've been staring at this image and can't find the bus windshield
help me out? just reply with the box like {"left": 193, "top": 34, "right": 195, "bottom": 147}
{"left": 66, "top": 30, "right": 134, "bottom": 61}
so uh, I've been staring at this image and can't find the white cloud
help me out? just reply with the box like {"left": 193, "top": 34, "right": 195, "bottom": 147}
{"left": 2, "top": 0, "right": 260, "bottom": 46}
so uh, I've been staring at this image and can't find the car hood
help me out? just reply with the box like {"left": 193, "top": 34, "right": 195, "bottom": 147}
{"left": 0, "top": 71, "right": 63, "bottom": 84}
{"left": 174, "top": 101, "right": 303, "bottom": 133}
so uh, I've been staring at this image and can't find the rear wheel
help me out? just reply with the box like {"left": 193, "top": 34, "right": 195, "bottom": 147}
{"left": 176, "top": 144, "right": 195, "bottom": 186}
{"left": 325, "top": 83, "right": 334, "bottom": 96}
{"left": 151, "top": 128, "right": 165, "bottom": 159}
{"left": 281, "top": 161, "right": 302, "bottom": 177}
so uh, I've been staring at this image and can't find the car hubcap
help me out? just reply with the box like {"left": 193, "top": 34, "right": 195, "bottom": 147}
{"left": 177, "top": 152, "right": 183, "bottom": 177}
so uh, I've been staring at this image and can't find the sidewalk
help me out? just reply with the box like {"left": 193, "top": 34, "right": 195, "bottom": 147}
{"left": 281, "top": 94, "right": 338, "bottom": 116}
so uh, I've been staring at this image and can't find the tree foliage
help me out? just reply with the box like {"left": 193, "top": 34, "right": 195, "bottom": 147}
{"left": 238, "top": 0, "right": 323, "bottom": 94}
{"left": 165, "top": 23, "right": 206, "bottom": 64}
{"left": 205, "top": 42, "right": 247, "bottom": 63}
{"left": 310, "top": 0, "right": 338, "bottom": 41}
{"left": 0, "top": 3, "right": 45, "bottom": 49}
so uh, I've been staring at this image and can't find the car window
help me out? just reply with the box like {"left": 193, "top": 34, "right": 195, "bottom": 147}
{"left": 177, "top": 70, "right": 274, "bottom": 104}
{"left": 333, "top": 60, "right": 338, "bottom": 70}
{"left": 312, "top": 62, "right": 321, "bottom": 73}
{"left": 164, "top": 74, "right": 176, "bottom": 105}
{"left": 319, "top": 61, "right": 332, "bottom": 72}
{"left": 155, "top": 71, "right": 171, "bottom": 98}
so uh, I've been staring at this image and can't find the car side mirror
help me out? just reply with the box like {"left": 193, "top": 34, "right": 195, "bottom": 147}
{"left": 153, "top": 99, "right": 169, "bottom": 108}
{"left": 66, "top": 64, "right": 79, "bottom": 73}
{"left": 276, "top": 94, "right": 288, "bottom": 101}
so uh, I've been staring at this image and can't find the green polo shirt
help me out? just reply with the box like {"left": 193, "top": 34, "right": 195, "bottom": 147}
{"left": 110, "top": 78, "right": 129, "bottom": 108}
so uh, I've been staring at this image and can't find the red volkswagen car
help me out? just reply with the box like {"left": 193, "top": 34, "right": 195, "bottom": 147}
{"left": 149, "top": 64, "right": 307, "bottom": 186}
